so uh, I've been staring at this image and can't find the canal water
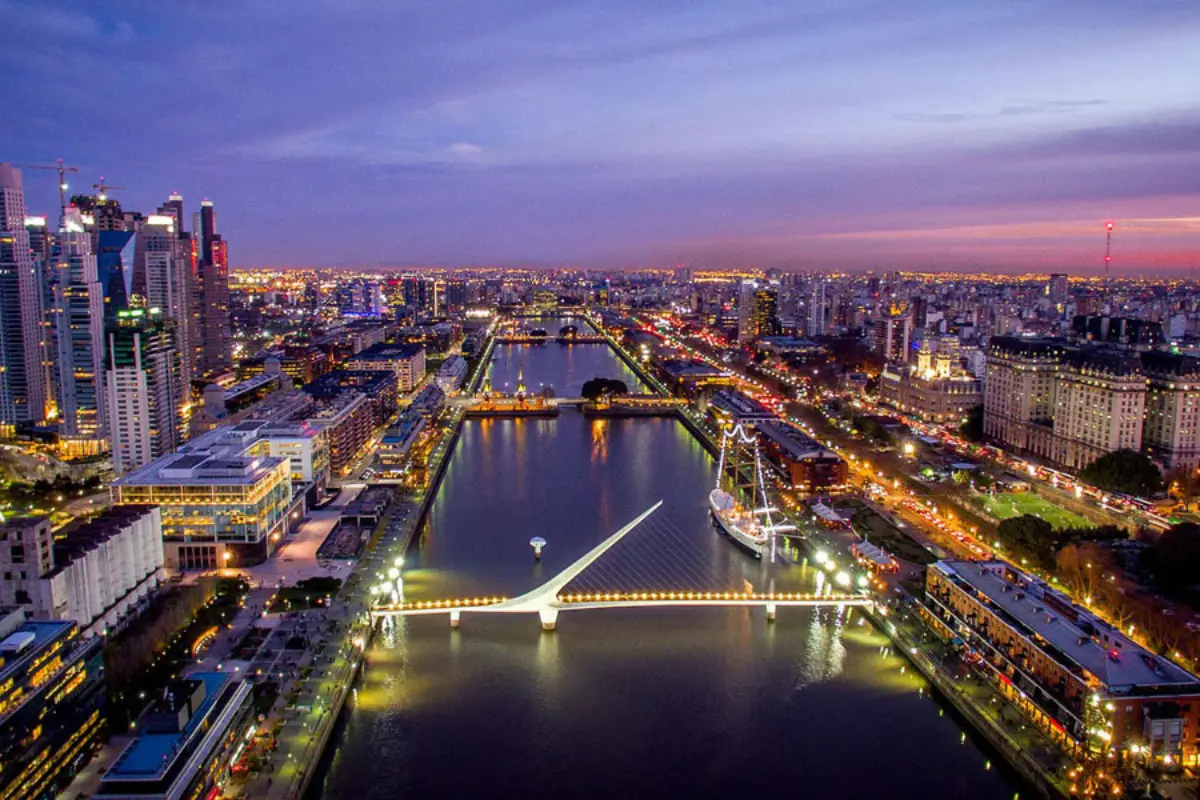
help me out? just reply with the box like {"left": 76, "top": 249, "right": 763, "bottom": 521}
{"left": 314, "top": 320, "right": 1023, "bottom": 799}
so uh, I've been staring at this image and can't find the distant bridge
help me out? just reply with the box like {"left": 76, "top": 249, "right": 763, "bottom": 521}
{"left": 494, "top": 334, "right": 607, "bottom": 344}
{"left": 369, "top": 502, "right": 872, "bottom": 631}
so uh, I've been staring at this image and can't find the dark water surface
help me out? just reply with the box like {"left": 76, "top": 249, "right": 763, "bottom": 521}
{"left": 315, "top": 320, "right": 1022, "bottom": 800}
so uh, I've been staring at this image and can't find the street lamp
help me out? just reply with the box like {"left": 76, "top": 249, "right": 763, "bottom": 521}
{"left": 530, "top": 537, "right": 547, "bottom": 560}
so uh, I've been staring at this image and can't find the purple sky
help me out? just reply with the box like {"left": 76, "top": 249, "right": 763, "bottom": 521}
{"left": 3, "top": 0, "right": 1199, "bottom": 273}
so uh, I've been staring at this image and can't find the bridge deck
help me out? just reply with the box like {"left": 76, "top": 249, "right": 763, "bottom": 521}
{"left": 371, "top": 592, "right": 870, "bottom": 617}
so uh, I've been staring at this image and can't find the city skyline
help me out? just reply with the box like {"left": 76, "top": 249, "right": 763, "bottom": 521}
{"left": 3, "top": 0, "right": 1199, "bottom": 273}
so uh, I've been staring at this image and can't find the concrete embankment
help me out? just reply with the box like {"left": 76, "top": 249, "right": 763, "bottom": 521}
{"left": 866, "top": 607, "right": 1065, "bottom": 799}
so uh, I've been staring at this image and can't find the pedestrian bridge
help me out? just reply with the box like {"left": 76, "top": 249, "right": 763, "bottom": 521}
{"left": 369, "top": 501, "right": 873, "bottom": 631}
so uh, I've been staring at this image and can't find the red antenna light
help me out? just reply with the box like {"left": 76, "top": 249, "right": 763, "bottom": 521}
{"left": 1104, "top": 221, "right": 1114, "bottom": 279}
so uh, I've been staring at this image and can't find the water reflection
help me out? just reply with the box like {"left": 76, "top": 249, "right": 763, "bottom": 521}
{"left": 315, "top": 325, "right": 1023, "bottom": 800}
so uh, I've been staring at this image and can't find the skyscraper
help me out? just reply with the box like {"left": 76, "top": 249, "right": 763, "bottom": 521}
{"left": 872, "top": 308, "right": 913, "bottom": 364}
{"left": 806, "top": 279, "right": 827, "bottom": 338}
{"left": 50, "top": 209, "right": 107, "bottom": 455}
{"left": 753, "top": 283, "right": 780, "bottom": 338}
{"left": 106, "top": 308, "right": 184, "bottom": 475}
{"left": 737, "top": 279, "right": 780, "bottom": 343}
{"left": 137, "top": 212, "right": 197, "bottom": 386}
{"left": 194, "top": 200, "right": 232, "bottom": 376}
{"left": 735, "top": 280, "right": 758, "bottom": 344}
{"left": 1047, "top": 273, "right": 1069, "bottom": 306}
{"left": 0, "top": 165, "right": 49, "bottom": 431}
{"left": 157, "top": 195, "right": 202, "bottom": 384}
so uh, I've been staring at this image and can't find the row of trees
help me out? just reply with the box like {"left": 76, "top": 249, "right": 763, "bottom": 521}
{"left": 580, "top": 377, "right": 629, "bottom": 401}
{"left": 994, "top": 515, "right": 1127, "bottom": 571}
{"left": 0, "top": 474, "right": 102, "bottom": 510}
{"left": 851, "top": 414, "right": 892, "bottom": 445}
{"left": 1078, "top": 449, "right": 1164, "bottom": 496}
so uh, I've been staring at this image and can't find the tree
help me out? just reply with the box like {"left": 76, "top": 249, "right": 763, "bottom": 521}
{"left": 852, "top": 415, "right": 892, "bottom": 445}
{"left": 1149, "top": 522, "right": 1200, "bottom": 595}
{"left": 1078, "top": 449, "right": 1164, "bottom": 496}
{"left": 580, "top": 377, "right": 629, "bottom": 402}
{"left": 1167, "top": 467, "right": 1200, "bottom": 510}
{"left": 996, "top": 514, "right": 1056, "bottom": 570}
{"left": 959, "top": 405, "right": 985, "bottom": 443}
{"left": 1056, "top": 542, "right": 1123, "bottom": 607}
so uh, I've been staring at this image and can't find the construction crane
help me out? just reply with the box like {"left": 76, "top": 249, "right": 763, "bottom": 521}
{"left": 13, "top": 158, "right": 80, "bottom": 216}
{"left": 92, "top": 176, "right": 125, "bottom": 202}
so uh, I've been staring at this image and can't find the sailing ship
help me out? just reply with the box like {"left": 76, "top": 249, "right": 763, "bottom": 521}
{"left": 709, "top": 422, "right": 795, "bottom": 561}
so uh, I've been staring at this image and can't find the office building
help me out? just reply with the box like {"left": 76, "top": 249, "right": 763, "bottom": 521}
{"left": 924, "top": 560, "right": 1200, "bottom": 766}
{"left": 155, "top": 195, "right": 202, "bottom": 381}
{"left": 1053, "top": 349, "right": 1146, "bottom": 470}
{"left": 346, "top": 342, "right": 425, "bottom": 391}
{"left": 984, "top": 336, "right": 1195, "bottom": 472}
{"left": 50, "top": 209, "right": 107, "bottom": 456}
{"left": 983, "top": 337, "right": 1064, "bottom": 461}
{"left": 106, "top": 309, "right": 186, "bottom": 476}
{"left": 136, "top": 212, "right": 198, "bottom": 386}
{"left": 879, "top": 363, "right": 982, "bottom": 424}
{"left": 0, "top": 613, "right": 107, "bottom": 800}
{"left": 1140, "top": 352, "right": 1200, "bottom": 472}
{"left": 95, "top": 673, "right": 254, "bottom": 800}
{"left": 1071, "top": 315, "right": 1164, "bottom": 349}
{"left": 1047, "top": 273, "right": 1069, "bottom": 305}
{"left": 806, "top": 279, "right": 828, "bottom": 338}
{"left": 435, "top": 355, "right": 468, "bottom": 392}
{"left": 0, "top": 165, "right": 49, "bottom": 431}
{"left": 736, "top": 280, "right": 779, "bottom": 344}
{"left": 306, "top": 393, "right": 376, "bottom": 477}
{"left": 0, "top": 508, "right": 164, "bottom": 635}
{"left": 110, "top": 428, "right": 297, "bottom": 570}
{"left": 195, "top": 200, "right": 232, "bottom": 376}
{"left": 754, "top": 420, "right": 848, "bottom": 491}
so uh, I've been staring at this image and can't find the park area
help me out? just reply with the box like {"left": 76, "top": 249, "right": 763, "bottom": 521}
{"left": 980, "top": 492, "right": 1089, "bottom": 530}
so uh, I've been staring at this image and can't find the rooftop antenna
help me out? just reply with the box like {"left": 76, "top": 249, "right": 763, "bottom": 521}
{"left": 1104, "top": 221, "right": 1114, "bottom": 279}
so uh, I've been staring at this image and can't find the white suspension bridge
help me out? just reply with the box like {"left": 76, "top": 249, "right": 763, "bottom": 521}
{"left": 369, "top": 501, "right": 872, "bottom": 631}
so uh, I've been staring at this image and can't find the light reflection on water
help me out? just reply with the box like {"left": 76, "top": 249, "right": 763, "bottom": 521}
{"left": 314, "top": 323, "right": 1023, "bottom": 800}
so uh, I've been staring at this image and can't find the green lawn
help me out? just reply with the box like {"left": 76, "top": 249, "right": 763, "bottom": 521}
{"left": 981, "top": 492, "right": 1089, "bottom": 530}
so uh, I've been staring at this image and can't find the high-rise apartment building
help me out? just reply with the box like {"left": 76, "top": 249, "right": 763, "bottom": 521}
{"left": 872, "top": 309, "right": 913, "bottom": 364}
{"left": 737, "top": 280, "right": 779, "bottom": 344}
{"left": 0, "top": 164, "right": 49, "bottom": 431}
{"left": 106, "top": 309, "right": 185, "bottom": 476}
{"left": 806, "top": 279, "right": 827, "bottom": 338}
{"left": 50, "top": 209, "right": 107, "bottom": 455}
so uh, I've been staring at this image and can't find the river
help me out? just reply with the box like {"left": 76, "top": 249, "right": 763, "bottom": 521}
{"left": 312, "top": 320, "right": 1023, "bottom": 799}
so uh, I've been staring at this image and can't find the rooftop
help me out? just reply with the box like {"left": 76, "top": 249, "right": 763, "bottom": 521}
{"left": 113, "top": 450, "right": 287, "bottom": 488}
{"left": 107, "top": 672, "right": 231, "bottom": 781}
{"left": 350, "top": 342, "right": 424, "bottom": 360}
{"left": 46, "top": 505, "right": 159, "bottom": 579}
{"left": 710, "top": 388, "right": 774, "bottom": 421}
{"left": 756, "top": 420, "right": 838, "bottom": 461}
{"left": 935, "top": 561, "right": 1200, "bottom": 692}
{"left": 660, "top": 358, "right": 727, "bottom": 379}
{"left": 0, "top": 619, "right": 75, "bottom": 690}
